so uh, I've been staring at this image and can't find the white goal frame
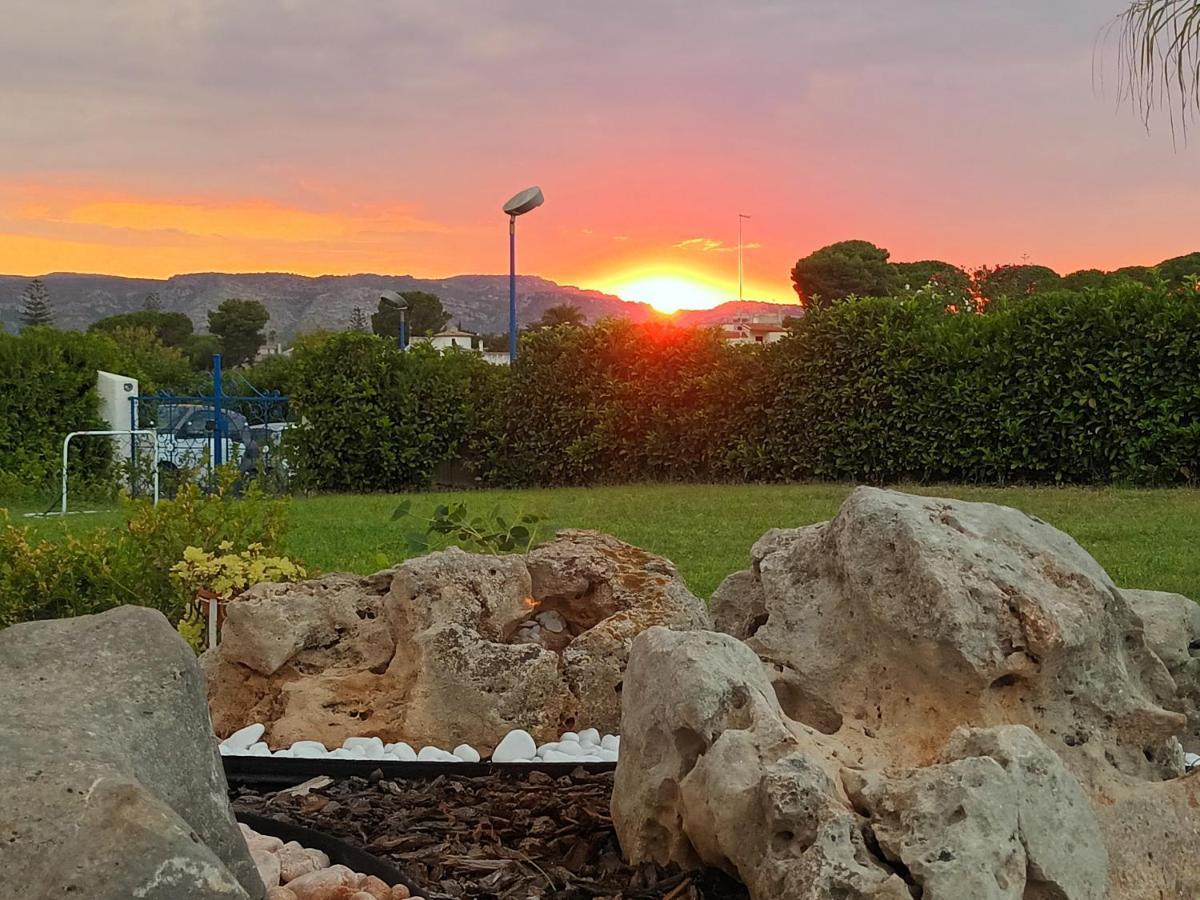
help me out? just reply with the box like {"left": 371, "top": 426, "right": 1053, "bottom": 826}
{"left": 60, "top": 429, "right": 159, "bottom": 515}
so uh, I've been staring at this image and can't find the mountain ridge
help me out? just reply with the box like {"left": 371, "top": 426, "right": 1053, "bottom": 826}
{"left": 0, "top": 271, "right": 799, "bottom": 337}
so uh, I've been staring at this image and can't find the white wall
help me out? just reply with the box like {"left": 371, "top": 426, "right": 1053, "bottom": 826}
{"left": 96, "top": 370, "right": 139, "bottom": 482}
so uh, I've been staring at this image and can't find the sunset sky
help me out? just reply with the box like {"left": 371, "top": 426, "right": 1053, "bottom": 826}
{"left": 1, "top": 1, "right": 1197, "bottom": 311}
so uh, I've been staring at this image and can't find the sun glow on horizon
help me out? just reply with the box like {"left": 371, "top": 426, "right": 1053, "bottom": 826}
{"left": 600, "top": 271, "right": 730, "bottom": 313}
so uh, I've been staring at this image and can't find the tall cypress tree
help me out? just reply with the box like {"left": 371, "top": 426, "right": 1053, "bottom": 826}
{"left": 20, "top": 279, "right": 53, "bottom": 329}
{"left": 349, "top": 306, "right": 369, "bottom": 332}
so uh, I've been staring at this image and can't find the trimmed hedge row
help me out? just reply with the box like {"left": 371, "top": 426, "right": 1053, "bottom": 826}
{"left": 283, "top": 283, "right": 1200, "bottom": 489}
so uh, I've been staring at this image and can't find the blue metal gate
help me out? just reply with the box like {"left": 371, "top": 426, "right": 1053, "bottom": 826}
{"left": 129, "top": 354, "right": 289, "bottom": 493}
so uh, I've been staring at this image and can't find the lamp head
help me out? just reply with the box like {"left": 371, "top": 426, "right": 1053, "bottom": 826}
{"left": 503, "top": 186, "right": 544, "bottom": 217}
{"left": 380, "top": 290, "right": 408, "bottom": 310}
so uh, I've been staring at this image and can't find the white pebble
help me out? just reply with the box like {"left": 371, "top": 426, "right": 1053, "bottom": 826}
{"left": 329, "top": 748, "right": 355, "bottom": 759}
{"left": 535, "top": 742, "right": 558, "bottom": 758}
{"left": 272, "top": 749, "right": 294, "bottom": 758}
{"left": 387, "top": 743, "right": 417, "bottom": 762}
{"left": 493, "top": 729, "right": 537, "bottom": 763}
{"left": 1186, "top": 752, "right": 1200, "bottom": 770}
{"left": 417, "top": 745, "right": 445, "bottom": 762}
{"left": 559, "top": 731, "right": 580, "bottom": 743}
{"left": 578, "top": 728, "right": 601, "bottom": 747}
{"left": 453, "top": 744, "right": 481, "bottom": 763}
{"left": 597, "top": 748, "right": 619, "bottom": 762}
{"left": 247, "top": 742, "right": 271, "bottom": 757}
{"left": 290, "top": 741, "right": 328, "bottom": 758}
{"left": 220, "top": 723, "right": 266, "bottom": 752}
{"left": 542, "top": 750, "right": 576, "bottom": 763}
{"left": 556, "top": 740, "right": 584, "bottom": 756}
{"left": 342, "top": 737, "right": 385, "bottom": 756}
{"left": 601, "top": 734, "right": 620, "bottom": 752}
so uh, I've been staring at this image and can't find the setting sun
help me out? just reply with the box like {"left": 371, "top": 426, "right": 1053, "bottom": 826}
{"left": 601, "top": 273, "right": 729, "bottom": 313}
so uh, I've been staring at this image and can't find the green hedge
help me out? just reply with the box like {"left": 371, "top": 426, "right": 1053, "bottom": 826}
{"left": 17, "top": 284, "right": 1194, "bottom": 496}
{"left": 0, "top": 328, "right": 117, "bottom": 496}
{"left": 0, "top": 327, "right": 196, "bottom": 499}
{"left": 285, "top": 334, "right": 502, "bottom": 492}
{"left": 758, "top": 286, "right": 1200, "bottom": 483}
{"left": 279, "top": 284, "right": 1200, "bottom": 489}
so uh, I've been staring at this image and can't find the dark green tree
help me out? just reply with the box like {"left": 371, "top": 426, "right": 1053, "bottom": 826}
{"left": 20, "top": 279, "right": 53, "bottom": 329}
{"left": 790, "top": 240, "right": 896, "bottom": 309}
{"left": 973, "top": 264, "right": 1061, "bottom": 307}
{"left": 1113, "top": 265, "right": 1161, "bottom": 287}
{"left": 371, "top": 291, "right": 450, "bottom": 339}
{"left": 207, "top": 298, "right": 270, "bottom": 366}
{"left": 1061, "top": 269, "right": 1111, "bottom": 291}
{"left": 535, "top": 303, "right": 585, "bottom": 328}
{"left": 348, "top": 306, "right": 369, "bottom": 332}
{"left": 89, "top": 310, "right": 194, "bottom": 347}
{"left": 893, "top": 260, "right": 973, "bottom": 306}
{"left": 1156, "top": 251, "right": 1200, "bottom": 289}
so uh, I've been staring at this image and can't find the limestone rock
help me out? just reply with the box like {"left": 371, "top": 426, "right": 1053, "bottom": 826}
{"left": 612, "top": 627, "right": 911, "bottom": 899}
{"left": 1124, "top": 587, "right": 1200, "bottom": 752}
{"left": 528, "top": 530, "right": 712, "bottom": 733}
{"left": 0, "top": 606, "right": 262, "bottom": 900}
{"left": 680, "top": 487, "right": 1200, "bottom": 898}
{"left": 847, "top": 757, "right": 1026, "bottom": 900}
{"left": 713, "top": 487, "right": 1182, "bottom": 780}
{"left": 206, "top": 531, "right": 707, "bottom": 750}
{"left": 383, "top": 548, "right": 576, "bottom": 749}
{"left": 942, "top": 726, "right": 1106, "bottom": 899}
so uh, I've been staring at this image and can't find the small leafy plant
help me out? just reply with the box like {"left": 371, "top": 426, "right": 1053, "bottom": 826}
{"left": 392, "top": 500, "right": 552, "bottom": 556}
{"left": 170, "top": 542, "right": 306, "bottom": 651}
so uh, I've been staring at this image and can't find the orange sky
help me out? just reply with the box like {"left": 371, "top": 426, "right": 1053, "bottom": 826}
{"left": 1, "top": 2, "right": 1197, "bottom": 311}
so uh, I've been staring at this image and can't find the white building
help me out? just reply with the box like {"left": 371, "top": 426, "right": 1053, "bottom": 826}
{"left": 414, "top": 326, "right": 510, "bottom": 365}
{"left": 720, "top": 313, "right": 790, "bottom": 345}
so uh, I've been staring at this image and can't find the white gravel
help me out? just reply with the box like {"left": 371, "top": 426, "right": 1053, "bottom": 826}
{"left": 219, "top": 726, "right": 620, "bottom": 764}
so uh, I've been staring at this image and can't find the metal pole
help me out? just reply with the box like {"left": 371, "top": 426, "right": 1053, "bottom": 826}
{"left": 400, "top": 310, "right": 408, "bottom": 351}
{"left": 212, "top": 353, "right": 224, "bottom": 468}
{"left": 737, "top": 213, "right": 750, "bottom": 303}
{"left": 509, "top": 214, "right": 517, "bottom": 364}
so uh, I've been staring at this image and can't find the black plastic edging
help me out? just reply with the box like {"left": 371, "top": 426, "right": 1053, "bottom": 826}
{"left": 235, "top": 810, "right": 423, "bottom": 894}
{"left": 224, "top": 754, "right": 617, "bottom": 787}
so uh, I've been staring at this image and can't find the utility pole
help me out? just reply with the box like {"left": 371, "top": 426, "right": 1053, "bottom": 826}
{"left": 738, "top": 213, "right": 751, "bottom": 302}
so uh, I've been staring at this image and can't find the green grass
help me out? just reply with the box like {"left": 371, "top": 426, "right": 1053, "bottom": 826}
{"left": 13, "top": 483, "right": 1200, "bottom": 599}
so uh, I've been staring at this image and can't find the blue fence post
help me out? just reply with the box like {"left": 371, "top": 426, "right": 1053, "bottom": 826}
{"left": 212, "top": 353, "right": 225, "bottom": 467}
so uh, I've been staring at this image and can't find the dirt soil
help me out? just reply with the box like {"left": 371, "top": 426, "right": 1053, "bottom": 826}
{"left": 230, "top": 768, "right": 749, "bottom": 899}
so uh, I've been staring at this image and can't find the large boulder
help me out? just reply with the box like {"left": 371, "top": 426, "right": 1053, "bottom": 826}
{"left": 0, "top": 606, "right": 263, "bottom": 900}
{"left": 205, "top": 530, "right": 709, "bottom": 750}
{"left": 615, "top": 487, "right": 1200, "bottom": 899}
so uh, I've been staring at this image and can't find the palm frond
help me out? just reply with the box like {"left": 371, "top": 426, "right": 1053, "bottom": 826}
{"left": 1113, "top": 0, "right": 1200, "bottom": 138}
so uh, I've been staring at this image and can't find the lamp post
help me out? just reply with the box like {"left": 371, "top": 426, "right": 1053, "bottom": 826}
{"left": 380, "top": 291, "right": 409, "bottom": 350}
{"left": 738, "top": 213, "right": 751, "bottom": 303}
{"left": 502, "top": 186, "right": 545, "bottom": 364}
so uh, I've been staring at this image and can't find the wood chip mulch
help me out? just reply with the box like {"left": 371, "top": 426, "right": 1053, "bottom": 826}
{"left": 230, "top": 768, "right": 749, "bottom": 900}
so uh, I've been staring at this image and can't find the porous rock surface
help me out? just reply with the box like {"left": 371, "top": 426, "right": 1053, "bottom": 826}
{"left": 206, "top": 530, "right": 709, "bottom": 751}
{"left": 614, "top": 488, "right": 1200, "bottom": 900}
{"left": 0, "top": 606, "right": 263, "bottom": 900}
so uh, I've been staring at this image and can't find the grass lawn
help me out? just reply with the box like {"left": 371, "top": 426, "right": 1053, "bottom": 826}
{"left": 11, "top": 483, "right": 1200, "bottom": 599}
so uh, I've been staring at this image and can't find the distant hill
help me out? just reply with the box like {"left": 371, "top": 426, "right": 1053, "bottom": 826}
{"left": 0, "top": 271, "right": 795, "bottom": 339}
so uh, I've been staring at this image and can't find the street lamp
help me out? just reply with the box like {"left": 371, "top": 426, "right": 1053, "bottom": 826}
{"left": 502, "top": 186, "right": 544, "bottom": 363}
{"left": 380, "top": 291, "right": 409, "bottom": 350}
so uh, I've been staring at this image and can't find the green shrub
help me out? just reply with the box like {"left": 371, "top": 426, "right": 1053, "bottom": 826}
{"left": 0, "top": 472, "right": 289, "bottom": 627}
{"left": 760, "top": 283, "right": 1200, "bottom": 484}
{"left": 482, "top": 319, "right": 756, "bottom": 485}
{"left": 285, "top": 333, "right": 500, "bottom": 491}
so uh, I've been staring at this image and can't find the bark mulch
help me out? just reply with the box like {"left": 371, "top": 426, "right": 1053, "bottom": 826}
{"left": 230, "top": 768, "right": 750, "bottom": 900}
